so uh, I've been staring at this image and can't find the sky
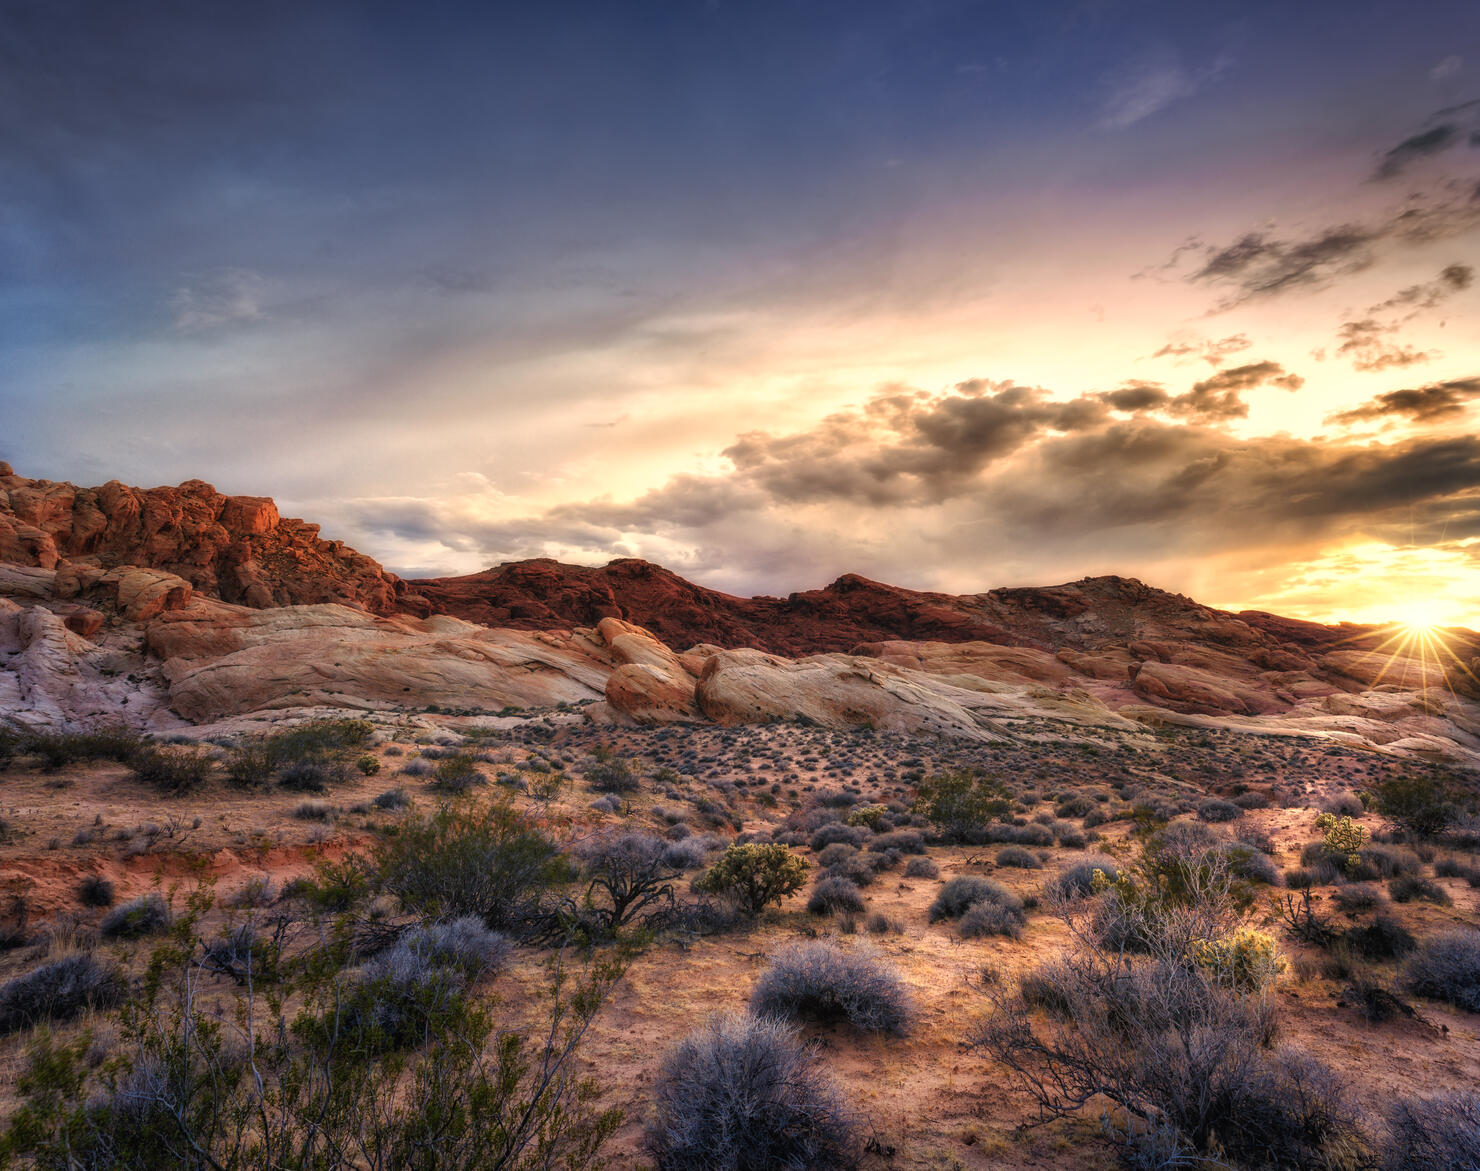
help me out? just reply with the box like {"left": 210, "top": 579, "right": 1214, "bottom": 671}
{"left": 3, "top": 0, "right": 1480, "bottom": 626}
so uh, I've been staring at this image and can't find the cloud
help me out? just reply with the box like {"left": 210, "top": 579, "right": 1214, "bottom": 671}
{"left": 1165, "top": 361, "right": 1303, "bottom": 420}
{"left": 1327, "top": 376, "right": 1480, "bottom": 425}
{"left": 1099, "top": 49, "right": 1229, "bottom": 129}
{"left": 322, "top": 365, "right": 1480, "bottom": 604}
{"left": 1374, "top": 100, "right": 1480, "bottom": 179}
{"left": 1178, "top": 182, "right": 1480, "bottom": 306}
{"left": 1368, "top": 262, "right": 1474, "bottom": 314}
{"left": 1149, "top": 333, "right": 1252, "bottom": 366}
{"left": 169, "top": 268, "right": 267, "bottom": 331}
{"left": 1332, "top": 319, "right": 1432, "bottom": 372}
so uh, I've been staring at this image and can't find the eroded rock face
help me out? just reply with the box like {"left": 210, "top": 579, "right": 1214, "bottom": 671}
{"left": 146, "top": 601, "right": 616, "bottom": 723}
{"left": 0, "top": 467, "right": 418, "bottom": 616}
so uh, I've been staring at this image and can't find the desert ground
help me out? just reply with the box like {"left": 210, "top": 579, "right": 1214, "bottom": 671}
{"left": 1, "top": 711, "right": 1476, "bottom": 1169}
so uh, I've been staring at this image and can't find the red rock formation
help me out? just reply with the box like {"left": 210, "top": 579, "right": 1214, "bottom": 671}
{"left": 0, "top": 466, "right": 426, "bottom": 616}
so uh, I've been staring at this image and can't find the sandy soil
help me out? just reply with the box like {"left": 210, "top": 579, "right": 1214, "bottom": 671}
{"left": 0, "top": 716, "right": 1476, "bottom": 1169}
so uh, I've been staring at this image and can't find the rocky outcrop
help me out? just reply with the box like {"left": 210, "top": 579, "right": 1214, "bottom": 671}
{"left": 145, "top": 601, "right": 616, "bottom": 723}
{"left": 0, "top": 466, "right": 422, "bottom": 616}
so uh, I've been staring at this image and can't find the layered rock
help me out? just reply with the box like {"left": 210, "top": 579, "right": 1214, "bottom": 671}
{"left": 145, "top": 601, "right": 615, "bottom": 723}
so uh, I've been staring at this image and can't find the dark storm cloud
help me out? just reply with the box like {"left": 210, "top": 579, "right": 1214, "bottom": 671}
{"left": 1327, "top": 376, "right": 1480, "bottom": 425}
{"left": 1374, "top": 100, "right": 1480, "bottom": 179}
{"left": 1180, "top": 183, "right": 1480, "bottom": 305}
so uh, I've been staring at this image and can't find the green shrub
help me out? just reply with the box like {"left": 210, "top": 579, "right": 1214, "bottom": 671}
{"left": 695, "top": 843, "right": 808, "bottom": 916}
{"left": 431, "top": 752, "right": 483, "bottom": 793}
{"left": 914, "top": 769, "right": 1010, "bottom": 842}
{"left": 1365, "top": 772, "right": 1473, "bottom": 837}
{"left": 373, "top": 798, "right": 572, "bottom": 937}
{"left": 355, "top": 754, "right": 381, "bottom": 776}
{"left": 100, "top": 893, "right": 172, "bottom": 940}
{"left": 127, "top": 746, "right": 213, "bottom": 794}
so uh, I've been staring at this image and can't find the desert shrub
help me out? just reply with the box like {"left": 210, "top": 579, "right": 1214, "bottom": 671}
{"left": 903, "top": 855, "right": 939, "bottom": 879}
{"left": 224, "top": 741, "right": 275, "bottom": 788}
{"left": 807, "top": 875, "right": 865, "bottom": 916}
{"left": 279, "top": 761, "right": 334, "bottom": 793}
{"left": 971, "top": 835, "right": 1361, "bottom": 1168}
{"left": 127, "top": 746, "right": 213, "bottom": 795}
{"left": 1314, "top": 812, "right": 1370, "bottom": 874}
{"left": 929, "top": 876, "right": 1022, "bottom": 925}
{"left": 0, "top": 954, "right": 125, "bottom": 1033}
{"left": 574, "top": 831, "right": 681, "bottom": 934}
{"left": 869, "top": 828, "right": 925, "bottom": 854}
{"left": 814, "top": 842, "right": 858, "bottom": 869}
{"left": 646, "top": 1012, "right": 859, "bottom": 1170}
{"left": 5, "top": 914, "right": 626, "bottom": 1170}
{"left": 355, "top": 754, "right": 380, "bottom": 776}
{"left": 100, "top": 893, "right": 171, "bottom": 940}
{"left": 845, "top": 803, "right": 887, "bottom": 829}
{"left": 293, "top": 800, "right": 333, "bottom": 821}
{"left": 914, "top": 768, "right": 1010, "bottom": 842}
{"left": 373, "top": 798, "right": 572, "bottom": 938}
{"left": 1389, "top": 874, "right": 1451, "bottom": 905}
{"left": 1197, "top": 798, "right": 1242, "bottom": 823}
{"left": 694, "top": 843, "right": 808, "bottom": 916}
{"left": 661, "top": 838, "right": 710, "bottom": 871}
{"left": 21, "top": 725, "right": 148, "bottom": 771}
{"left": 959, "top": 901, "right": 1024, "bottom": 939}
{"left": 809, "top": 823, "right": 866, "bottom": 852}
{"left": 750, "top": 941, "right": 911, "bottom": 1034}
{"left": 1047, "top": 854, "right": 1120, "bottom": 900}
{"left": 585, "top": 749, "right": 639, "bottom": 793}
{"left": 997, "top": 845, "right": 1041, "bottom": 869}
{"left": 396, "top": 916, "right": 512, "bottom": 977}
{"left": 1332, "top": 884, "right": 1383, "bottom": 913}
{"left": 372, "top": 786, "right": 410, "bottom": 810}
{"left": 77, "top": 874, "right": 115, "bottom": 908}
{"left": 1217, "top": 843, "right": 1280, "bottom": 886}
{"left": 1365, "top": 772, "right": 1472, "bottom": 837}
{"left": 1232, "top": 790, "right": 1271, "bottom": 810}
{"left": 820, "top": 852, "right": 875, "bottom": 889}
{"left": 1186, "top": 926, "right": 1285, "bottom": 994}
{"left": 1322, "top": 792, "right": 1365, "bottom": 818}
{"left": 1055, "top": 795, "right": 1096, "bottom": 819}
{"left": 398, "top": 758, "right": 433, "bottom": 777}
{"left": 1346, "top": 913, "right": 1417, "bottom": 961}
{"left": 431, "top": 752, "right": 484, "bottom": 794}
{"left": 1384, "top": 1092, "right": 1480, "bottom": 1171}
{"left": 1402, "top": 929, "right": 1480, "bottom": 1011}
{"left": 1360, "top": 843, "right": 1422, "bottom": 877}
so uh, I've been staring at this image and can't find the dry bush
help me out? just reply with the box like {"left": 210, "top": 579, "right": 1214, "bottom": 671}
{"left": 99, "top": 893, "right": 171, "bottom": 940}
{"left": 0, "top": 954, "right": 125, "bottom": 1033}
{"left": 646, "top": 1012, "right": 861, "bottom": 1170}
{"left": 1402, "top": 929, "right": 1480, "bottom": 1012}
{"left": 903, "top": 855, "right": 939, "bottom": 879}
{"left": 750, "top": 941, "right": 912, "bottom": 1034}
{"left": 1384, "top": 1092, "right": 1480, "bottom": 1170}
{"left": 969, "top": 839, "right": 1363, "bottom": 1166}
{"left": 807, "top": 875, "right": 866, "bottom": 916}
{"left": 928, "top": 876, "right": 1020, "bottom": 923}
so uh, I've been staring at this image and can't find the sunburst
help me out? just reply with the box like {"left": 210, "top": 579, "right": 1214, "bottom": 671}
{"left": 1355, "top": 608, "right": 1476, "bottom": 699}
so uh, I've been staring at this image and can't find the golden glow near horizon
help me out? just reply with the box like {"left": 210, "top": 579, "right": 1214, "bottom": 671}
{"left": 1212, "top": 541, "right": 1480, "bottom": 631}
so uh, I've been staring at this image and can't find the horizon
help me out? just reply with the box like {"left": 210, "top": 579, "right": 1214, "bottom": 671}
{"left": 4, "top": 1, "right": 1480, "bottom": 627}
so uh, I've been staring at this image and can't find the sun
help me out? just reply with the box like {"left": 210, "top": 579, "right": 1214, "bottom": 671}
{"left": 1392, "top": 598, "right": 1449, "bottom": 635}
